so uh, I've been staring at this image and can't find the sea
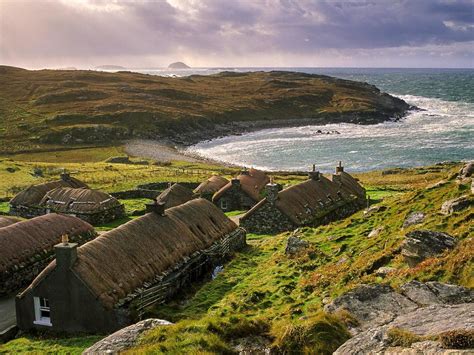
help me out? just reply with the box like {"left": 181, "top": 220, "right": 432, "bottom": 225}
{"left": 135, "top": 67, "right": 474, "bottom": 172}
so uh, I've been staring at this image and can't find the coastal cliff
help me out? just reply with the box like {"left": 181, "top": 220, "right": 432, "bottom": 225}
{"left": 0, "top": 66, "right": 410, "bottom": 153}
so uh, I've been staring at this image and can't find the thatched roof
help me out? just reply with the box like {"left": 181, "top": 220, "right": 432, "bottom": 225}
{"left": 0, "top": 216, "right": 21, "bottom": 228}
{"left": 10, "top": 176, "right": 88, "bottom": 207}
{"left": 213, "top": 168, "right": 269, "bottom": 202}
{"left": 0, "top": 213, "right": 94, "bottom": 274}
{"left": 156, "top": 183, "right": 194, "bottom": 209}
{"left": 194, "top": 176, "right": 229, "bottom": 195}
{"left": 331, "top": 171, "right": 366, "bottom": 199}
{"left": 24, "top": 199, "right": 239, "bottom": 309}
{"left": 39, "top": 187, "right": 122, "bottom": 214}
{"left": 242, "top": 175, "right": 355, "bottom": 225}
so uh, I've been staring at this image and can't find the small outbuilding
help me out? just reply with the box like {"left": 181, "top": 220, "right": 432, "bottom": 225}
{"left": 39, "top": 187, "right": 125, "bottom": 225}
{"left": 212, "top": 168, "right": 270, "bottom": 212}
{"left": 16, "top": 199, "right": 246, "bottom": 334}
{"left": 240, "top": 164, "right": 366, "bottom": 234}
{"left": 194, "top": 176, "right": 229, "bottom": 200}
{"left": 0, "top": 213, "right": 95, "bottom": 297}
{"left": 155, "top": 183, "right": 195, "bottom": 209}
{"left": 9, "top": 173, "right": 88, "bottom": 218}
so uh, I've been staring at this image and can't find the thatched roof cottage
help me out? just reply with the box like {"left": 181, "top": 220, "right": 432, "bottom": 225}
{"left": 240, "top": 164, "right": 366, "bottom": 234}
{"left": 0, "top": 214, "right": 95, "bottom": 297}
{"left": 16, "top": 199, "right": 246, "bottom": 334}
{"left": 39, "top": 187, "right": 125, "bottom": 225}
{"left": 194, "top": 175, "right": 229, "bottom": 200}
{"left": 212, "top": 168, "right": 270, "bottom": 212}
{"left": 0, "top": 216, "right": 21, "bottom": 228}
{"left": 9, "top": 173, "right": 88, "bottom": 218}
{"left": 155, "top": 183, "right": 195, "bottom": 209}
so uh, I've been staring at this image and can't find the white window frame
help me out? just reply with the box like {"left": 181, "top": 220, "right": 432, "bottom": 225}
{"left": 220, "top": 199, "right": 228, "bottom": 210}
{"left": 33, "top": 297, "right": 52, "bottom": 326}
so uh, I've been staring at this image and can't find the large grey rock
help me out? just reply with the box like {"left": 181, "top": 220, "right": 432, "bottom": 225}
{"left": 334, "top": 304, "right": 474, "bottom": 355}
{"left": 83, "top": 318, "right": 172, "bottom": 354}
{"left": 401, "top": 230, "right": 457, "bottom": 267}
{"left": 401, "top": 281, "right": 474, "bottom": 306}
{"left": 285, "top": 236, "right": 309, "bottom": 256}
{"left": 402, "top": 212, "right": 425, "bottom": 228}
{"left": 441, "top": 195, "right": 472, "bottom": 215}
{"left": 459, "top": 162, "right": 474, "bottom": 178}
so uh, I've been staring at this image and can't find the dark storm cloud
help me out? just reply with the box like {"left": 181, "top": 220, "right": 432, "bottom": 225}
{"left": 0, "top": 0, "right": 472, "bottom": 67}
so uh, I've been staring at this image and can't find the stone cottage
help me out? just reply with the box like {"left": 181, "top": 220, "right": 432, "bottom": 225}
{"left": 194, "top": 176, "right": 229, "bottom": 200}
{"left": 240, "top": 164, "right": 366, "bottom": 234}
{"left": 16, "top": 199, "right": 246, "bottom": 334}
{"left": 155, "top": 183, "right": 195, "bottom": 209}
{"left": 9, "top": 173, "right": 88, "bottom": 218}
{"left": 212, "top": 168, "right": 270, "bottom": 212}
{"left": 39, "top": 187, "right": 125, "bottom": 225}
{"left": 0, "top": 213, "right": 95, "bottom": 297}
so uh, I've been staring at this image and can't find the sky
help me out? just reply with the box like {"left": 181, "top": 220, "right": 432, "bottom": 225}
{"left": 0, "top": 0, "right": 473, "bottom": 69}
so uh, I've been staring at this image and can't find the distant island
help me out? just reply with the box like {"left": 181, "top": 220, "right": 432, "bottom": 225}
{"left": 95, "top": 65, "right": 127, "bottom": 71}
{"left": 168, "top": 62, "right": 191, "bottom": 69}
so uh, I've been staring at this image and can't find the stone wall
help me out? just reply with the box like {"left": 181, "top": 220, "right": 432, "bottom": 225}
{"left": 241, "top": 202, "right": 295, "bottom": 234}
{"left": 71, "top": 204, "right": 126, "bottom": 225}
{"left": 215, "top": 187, "right": 257, "bottom": 212}
{"left": 110, "top": 189, "right": 160, "bottom": 200}
{"left": 0, "top": 231, "right": 96, "bottom": 297}
{"left": 9, "top": 204, "right": 45, "bottom": 219}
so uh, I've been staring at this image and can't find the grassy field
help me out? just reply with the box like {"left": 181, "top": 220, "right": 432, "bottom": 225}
{"left": 1, "top": 160, "right": 469, "bottom": 354}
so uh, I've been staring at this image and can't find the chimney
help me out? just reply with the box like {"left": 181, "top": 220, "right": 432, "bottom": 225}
{"left": 146, "top": 201, "right": 166, "bottom": 216}
{"left": 231, "top": 178, "right": 241, "bottom": 188}
{"left": 336, "top": 161, "right": 344, "bottom": 173}
{"left": 265, "top": 182, "right": 279, "bottom": 204}
{"left": 240, "top": 168, "right": 250, "bottom": 176}
{"left": 54, "top": 236, "right": 78, "bottom": 270}
{"left": 60, "top": 171, "right": 71, "bottom": 182}
{"left": 308, "top": 164, "right": 320, "bottom": 181}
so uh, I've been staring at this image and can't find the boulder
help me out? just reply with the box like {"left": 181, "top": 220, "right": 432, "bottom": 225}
{"left": 375, "top": 267, "right": 397, "bottom": 277}
{"left": 401, "top": 230, "right": 457, "bottom": 267}
{"left": 364, "top": 205, "right": 387, "bottom": 217}
{"left": 441, "top": 195, "right": 472, "bottom": 215}
{"left": 458, "top": 162, "right": 474, "bottom": 178}
{"left": 368, "top": 226, "right": 385, "bottom": 238}
{"left": 401, "top": 281, "right": 474, "bottom": 306}
{"left": 285, "top": 236, "right": 309, "bottom": 256}
{"left": 402, "top": 212, "right": 425, "bottom": 228}
{"left": 83, "top": 318, "right": 172, "bottom": 354}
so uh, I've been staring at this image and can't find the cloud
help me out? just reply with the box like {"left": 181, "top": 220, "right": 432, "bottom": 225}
{"left": 0, "top": 0, "right": 472, "bottom": 68}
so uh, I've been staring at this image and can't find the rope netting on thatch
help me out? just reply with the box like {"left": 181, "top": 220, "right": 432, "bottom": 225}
{"left": 10, "top": 177, "right": 88, "bottom": 206}
{"left": 39, "top": 187, "right": 122, "bottom": 213}
{"left": 213, "top": 168, "right": 270, "bottom": 202}
{"left": 0, "top": 216, "right": 21, "bottom": 228}
{"left": 194, "top": 175, "right": 229, "bottom": 195}
{"left": 68, "top": 198, "right": 237, "bottom": 309}
{"left": 156, "top": 183, "right": 195, "bottom": 209}
{"left": 0, "top": 213, "right": 95, "bottom": 273}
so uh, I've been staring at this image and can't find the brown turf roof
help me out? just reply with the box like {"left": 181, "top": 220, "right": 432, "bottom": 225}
{"left": 331, "top": 171, "right": 366, "bottom": 199}
{"left": 39, "top": 187, "right": 122, "bottom": 214}
{"left": 10, "top": 177, "right": 88, "bottom": 206}
{"left": 0, "top": 216, "right": 21, "bottom": 228}
{"left": 213, "top": 168, "right": 269, "bottom": 202}
{"left": 0, "top": 213, "right": 95, "bottom": 273}
{"left": 25, "top": 199, "right": 239, "bottom": 309}
{"left": 156, "top": 183, "right": 195, "bottom": 209}
{"left": 194, "top": 176, "right": 229, "bottom": 195}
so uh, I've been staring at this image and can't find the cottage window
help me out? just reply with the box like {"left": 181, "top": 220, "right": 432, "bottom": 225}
{"left": 33, "top": 297, "right": 52, "bottom": 326}
{"left": 220, "top": 199, "right": 228, "bottom": 210}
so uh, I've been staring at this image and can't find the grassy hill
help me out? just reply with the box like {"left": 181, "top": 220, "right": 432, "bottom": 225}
{"left": 0, "top": 66, "right": 409, "bottom": 153}
{"left": 1, "top": 162, "right": 471, "bottom": 354}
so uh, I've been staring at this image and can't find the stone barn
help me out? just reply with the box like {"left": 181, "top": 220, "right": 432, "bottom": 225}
{"left": 39, "top": 187, "right": 125, "bottom": 225}
{"left": 16, "top": 199, "right": 246, "bottom": 334}
{"left": 194, "top": 176, "right": 229, "bottom": 200}
{"left": 212, "top": 168, "right": 270, "bottom": 212}
{"left": 0, "top": 214, "right": 95, "bottom": 297}
{"left": 240, "top": 165, "right": 366, "bottom": 234}
{"left": 9, "top": 173, "right": 88, "bottom": 218}
{"left": 155, "top": 183, "right": 195, "bottom": 209}
{"left": 0, "top": 216, "right": 21, "bottom": 228}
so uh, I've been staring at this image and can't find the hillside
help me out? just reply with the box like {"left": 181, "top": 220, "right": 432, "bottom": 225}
{"left": 0, "top": 66, "right": 410, "bottom": 154}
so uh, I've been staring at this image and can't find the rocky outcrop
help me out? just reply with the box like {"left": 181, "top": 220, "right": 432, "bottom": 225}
{"left": 458, "top": 162, "right": 473, "bottom": 179}
{"left": 326, "top": 282, "right": 474, "bottom": 354}
{"left": 83, "top": 319, "right": 172, "bottom": 354}
{"left": 401, "top": 230, "right": 457, "bottom": 267}
{"left": 402, "top": 212, "right": 425, "bottom": 228}
{"left": 285, "top": 236, "right": 310, "bottom": 256}
{"left": 441, "top": 195, "right": 472, "bottom": 215}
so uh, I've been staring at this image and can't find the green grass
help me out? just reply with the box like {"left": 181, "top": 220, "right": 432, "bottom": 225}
{"left": 119, "top": 198, "right": 152, "bottom": 215}
{"left": 0, "top": 335, "right": 102, "bottom": 354}
{"left": 0, "top": 201, "right": 9, "bottom": 214}
{"left": 224, "top": 210, "right": 246, "bottom": 217}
